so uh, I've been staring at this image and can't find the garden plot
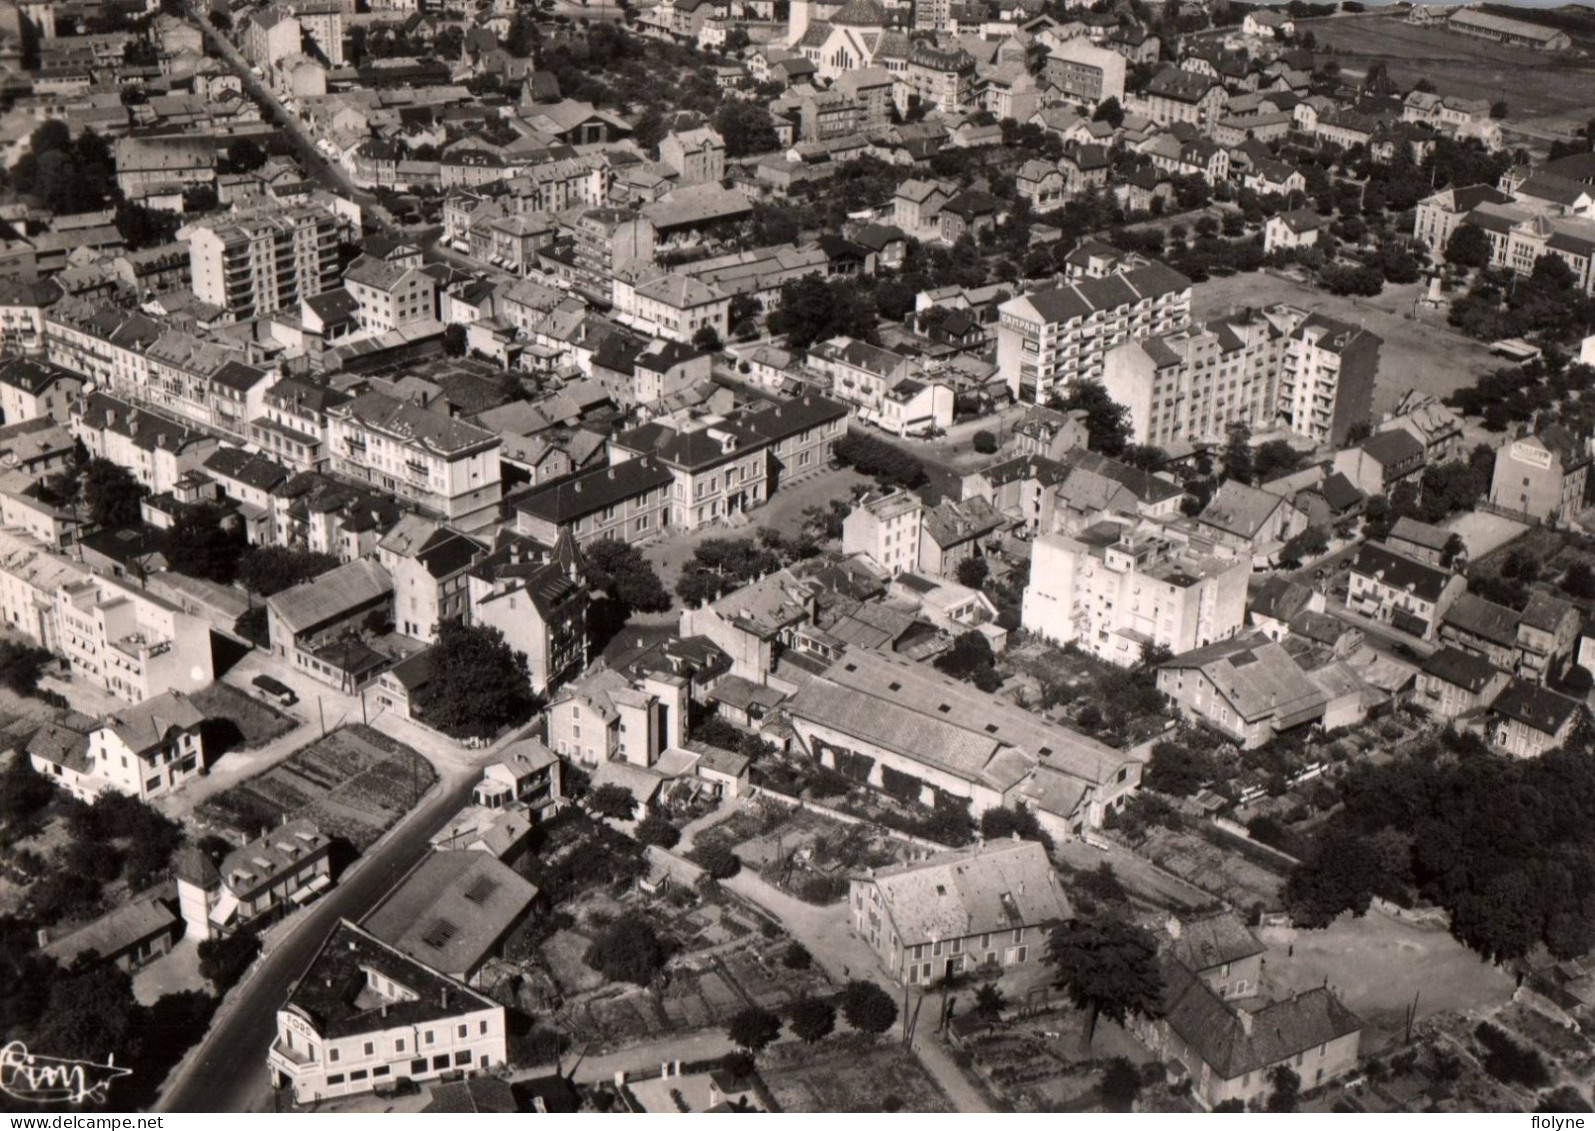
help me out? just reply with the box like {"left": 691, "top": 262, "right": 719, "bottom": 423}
{"left": 196, "top": 725, "right": 434, "bottom": 847}
{"left": 1139, "top": 826, "right": 1285, "bottom": 910}
{"left": 760, "top": 1035, "right": 951, "bottom": 1112}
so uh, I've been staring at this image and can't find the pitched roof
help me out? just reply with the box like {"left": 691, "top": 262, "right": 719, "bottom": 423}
{"left": 1421, "top": 646, "right": 1502, "bottom": 693}
{"left": 42, "top": 898, "right": 177, "bottom": 966}
{"left": 513, "top": 457, "right": 673, "bottom": 525}
{"left": 1521, "top": 590, "right": 1576, "bottom": 634}
{"left": 1360, "top": 428, "right": 1423, "bottom": 467}
{"left": 1160, "top": 636, "right": 1328, "bottom": 727}
{"left": 101, "top": 690, "right": 204, "bottom": 753}
{"left": 1388, "top": 515, "right": 1450, "bottom": 552}
{"left": 864, "top": 839, "right": 1071, "bottom": 945}
{"left": 363, "top": 851, "right": 538, "bottom": 981}
{"left": 1492, "top": 677, "right": 1582, "bottom": 735}
{"left": 1198, "top": 480, "right": 1287, "bottom": 540}
{"left": 1169, "top": 913, "right": 1265, "bottom": 974}
{"left": 1350, "top": 542, "right": 1454, "bottom": 603}
{"left": 1250, "top": 577, "right": 1315, "bottom": 623}
{"left": 266, "top": 558, "right": 392, "bottom": 636}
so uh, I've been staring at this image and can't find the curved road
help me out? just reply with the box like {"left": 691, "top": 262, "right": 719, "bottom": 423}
{"left": 158, "top": 768, "right": 481, "bottom": 1113}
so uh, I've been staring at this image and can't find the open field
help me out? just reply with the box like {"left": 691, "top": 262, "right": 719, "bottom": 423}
{"left": 1260, "top": 910, "right": 1517, "bottom": 1052}
{"left": 1190, "top": 272, "right": 1501, "bottom": 417}
{"left": 196, "top": 724, "right": 435, "bottom": 848}
{"left": 1310, "top": 15, "right": 1595, "bottom": 135}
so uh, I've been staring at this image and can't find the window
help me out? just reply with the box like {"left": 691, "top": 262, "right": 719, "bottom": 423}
{"left": 372, "top": 1066, "right": 390, "bottom": 1078}
{"left": 363, "top": 1042, "right": 374, "bottom": 1056}
{"left": 395, "top": 1039, "right": 406, "bottom": 1053}
{"left": 455, "top": 1050, "right": 471, "bottom": 1067}
{"left": 411, "top": 1058, "right": 427, "bottom": 1076}
{"left": 350, "top": 1069, "right": 368, "bottom": 1082}
{"left": 433, "top": 1054, "right": 450, "bottom": 1071}
{"left": 480, "top": 1021, "right": 489, "bottom": 1035}
{"left": 425, "top": 1031, "right": 435, "bottom": 1045}
{"left": 326, "top": 1074, "right": 345, "bottom": 1086}
{"left": 457, "top": 1025, "right": 468, "bottom": 1039}
{"left": 329, "top": 1048, "right": 340, "bottom": 1063}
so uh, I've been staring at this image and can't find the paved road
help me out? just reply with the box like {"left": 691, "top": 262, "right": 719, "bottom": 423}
{"left": 157, "top": 764, "right": 482, "bottom": 1113}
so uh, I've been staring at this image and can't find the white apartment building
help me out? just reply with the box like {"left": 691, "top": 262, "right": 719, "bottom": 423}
{"left": 328, "top": 391, "right": 502, "bottom": 528}
{"left": 1101, "top": 305, "right": 1308, "bottom": 447}
{"left": 52, "top": 574, "right": 215, "bottom": 704}
{"left": 186, "top": 203, "right": 344, "bottom": 318}
{"left": 1021, "top": 524, "right": 1249, "bottom": 668}
{"left": 0, "top": 527, "right": 88, "bottom": 651}
{"left": 842, "top": 488, "right": 924, "bottom": 575}
{"left": 1279, "top": 314, "right": 1382, "bottom": 446}
{"left": 267, "top": 920, "right": 506, "bottom": 1105}
{"left": 997, "top": 261, "right": 1192, "bottom": 404}
{"left": 343, "top": 255, "right": 438, "bottom": 334}
{"left": 610, "top": 269, "right": 731, "bottom": 345}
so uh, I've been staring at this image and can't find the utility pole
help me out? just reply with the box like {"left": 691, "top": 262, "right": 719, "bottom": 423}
{"left": 318, "top": 696, "right": 326, "bottom": 738}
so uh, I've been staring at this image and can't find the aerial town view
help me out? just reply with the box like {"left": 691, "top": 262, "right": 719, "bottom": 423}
{"left": 0, "top": 0, "right": 1593, "bottom": 1115}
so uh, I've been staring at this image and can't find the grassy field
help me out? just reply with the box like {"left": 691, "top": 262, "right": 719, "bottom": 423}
{"left": 1310, "top": 15, "right": 1595, "bottom": 135}
{"left": 1190, "top": 272, "right": 1502, "bottom": 417}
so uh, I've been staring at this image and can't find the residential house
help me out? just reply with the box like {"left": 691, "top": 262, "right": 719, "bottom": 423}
{"left": 1156, "top": 636, "right": 1328, "bottom": 749}
{"left": 174, "top": 820, "right": 332, "bottom": 942}
{"left": 1489, "top": 427, "right": 1591, "bottom": 524}
{"left": 329, "top": 392, "right": 501, "bottom": 528}
{"left": 1489, "top": 678, "right": 1582, "bottom": 758}
{"left": 850, "top": 839, "right": 1071, "bottom": 986}
{"left": 1346, "top": 541, "right": 1466, "bottom": 640}
{"left": 1416, "top": 646, "right": 1509, "bottom": 721}
{"left": 513, "top": 457, "right": 674, "bottom": 548}
{"left": 0, "top": 357, "right": 81, "bottom": 425}
{"left": 375, "top": 516, "right": 482, "bottom": 644}
{"left": 1331, "top": 430, "right": 1425, "bottom": 499}
{"left": 40, "top": 898, "right": 178, "bottom": 973}
{"left": 85, "top": 690, "right": 206, "bottom": 802}
{"left": 1263, "top": 208, "right": 1324, "bottom": 254}
{"left": 1194, "top": 479, "right": 1305, "bottom": 562}
{"left": 842, "top": 488, "right": 924, "bottom": 576}
{"left": 466, "top": 533, "right": 588, "bottom": 695}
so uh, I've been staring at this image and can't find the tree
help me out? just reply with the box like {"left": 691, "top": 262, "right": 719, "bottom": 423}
{"left": 1442, "top": 533, "right": 1468, "bottom": 569}
{"left": 973, "top": 982, "right": 1006, "bottom": 1025}
{"left": 80, "top": 457, "right": 145, "bottom": 526}
{"left": 236, "top": 545, "right": 340, "bottom": 596}
{"left": 979, "top": 804, "right": 1052, "bottom": 850}
{"left": 197, "top": 931, "right": 261, "bottom": 991}
{"left": 1100, "top": 1057, "right": 1143, "bottom": 1112}
{"left": 955, "top": 555, "right": 989, "bottom": 590}
{"left": 726, "top": 1006, "right": 782, "bottom": 1052}
{"left": 225, "top": 137, "right": 267, "bottom": 173}
{"left": 584, "top": 538, "right": 670, "bottom": 612}
{"left": 1563, "top": 561, "right": 1595, "bottom": 600}
{"left": 934, "top": 630, "right": 1001, "bottom": 692}
{"left": 412, "top": 620, "right": 536, "bottom": 737}
{"left": 635, "top": 812, "right": 680, "bottom": 848}
{"left": 972, "top": 429, "right": 999, "bottom": 454}
{"left": 768, "top": 276, "right": 879, "bottom": 351}
{"left": 713, "top": 100, "right": 778, "bottom": 157}
{"left": 1144, "top": 739, "right": 1214, "bottom": 797}
{"left": 1052, "top": 380, "right": 1131, "bottom": 457}
{"left": 584, "top": 913, "right": 669, "bottom": 986}
{"left": 1092, "top": 97, "right": 1124, "bottom": 128}
{"left": 1283, "top": 827, "right": 1385, "bottom": 927}
{"left": 783, "top": 943, "right": 813, "bottom": 970}
{"left": 1266, "top": 1065, "right": 1302, "bottom": 1112}
{"left": 841, "top": 979, "right": 897, "bottom": 1034}
{"left": 693, "top": 324, "right": 722, "bottom": 352}
{"left": 1223, "top": 422, "right": 1254, "bottom": 484}
{"left": 788, "top": 996, "right": 836, "bottom": 1043}
{"left": 0, "top": 639, "right": 54, "bottom": 698}
{"left": 589, "top": 783, "right": 639, "bottom": 820}
{"left": 692, "top": 841, "right": 741, "bottom": 879}
{"left": 1444, "top": 224, "right": 1494, "bottom": 269}
{"left": 442, "top": 323, "right": 468, "bottom": 356}
{"left": 1279, "top": 525, "right": 1330, "bottom": 568}
{"left": 1047, "top": 917, "right": 1165, "bottom": 1054}
{"left": 1490, "top": 100, "right": 1508, "bottom": 120}
{"left": 165, "top": 504, "right": 244, "bottom": 584}
{"left": 1253, "top": 439, "right": 1302, "bottom": 483}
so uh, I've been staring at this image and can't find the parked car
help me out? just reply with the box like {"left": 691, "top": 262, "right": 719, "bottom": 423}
{"left": 252, "top": 674, "right": 297, "bottom": 707}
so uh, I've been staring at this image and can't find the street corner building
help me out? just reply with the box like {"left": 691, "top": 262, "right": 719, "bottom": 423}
{"left": 268, "top": 919, "right": 507, "bottom": 1105}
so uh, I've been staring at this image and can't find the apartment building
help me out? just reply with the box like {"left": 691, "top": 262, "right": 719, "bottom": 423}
{"left": 175, "top": 820, "right": 331, "bottom": 942}
{"left": 0, "top": 278, "right": 62, "bottom": 355}
{"left": 0, "top": 356, "right": 81, "bottom": 425}
{"left": 1278, "top": 314, "right": 1382, "bottom": 446}
{"left": 608, "top": 394, "right": 847, "bottom": 532}
{"left": 1489, "top": 427, "right": 1591, "bottom": 524}
{"left": 807, "top": 335, "right": 914, "bottom": 417}
{"left": 1101, "top": 305, "right": 1306, "bottom": 446}
{"left": 513, "top": 458, "right": 674, "bottom": 548}
{"left": 851, "top": 839, "right": 1071, "bottom": 987}
{"left": 1411, "top": 184, "right": 1513, "bottom": 253}
{"left": 251, "top": 378, "right": 351, "bottom": 472}
{"left": 996, "top": 260, "right": 1193, "bottom": 403}
{"left": 1416, "top": 646, "right": 1510, "bottom": 721}
{"left": 267, "top": 920, "right": 505, "bottom": 1104}
{"left": 54, "top": 574, "right": 214, "bottom": 705}
{"left": 1043, "top": 38, "right": 1126, "bottom": 106}
{"left": 1021, "top": 524, "right": 1248, "bottom": 668}
{"left": 1489, "top": 678, "right": 1583, "bottom": 758}
{"left": 343, "top": 255, "right": 438, "bottom": 334}
{"left": 375, "top": 515, "right": 482, "bottom": 643}
{"left": 328, "top": 392, "right": 501, "bottom": 527}
{"left": 0, "top": 527, "right": 88, "bottom": 651}
{"left": 70, "top": 393, "right": 219, "bottom": 495}
{"left": 1347, "top": 541, "right": 1465, "bottom": 640}
{"left": 144, "top": 331, "right": 275, "bottom": 442}
{"left": 466, "top": 534, "right": 588, "bottom": 695}
{"left": 186, "top": 203, "right": 343, "bottom": 318}
{"left": 244, "top": 5, "right": 300, "bottom": 66}
{"left": 545, "top": 666, "right": 690, "bottom": 767}
{"left": 841, "top": 488, "right": 924, "bottom": 575}
{"left": 903, "top": 44, "right": 977, "bottom": 115}
{"left": 610, "top": 270, "right": 731, "bottom": 345}
{"left": 1136, "top": 66, "right": 1227, "bottom": 131}
{"left": 659, "top": 127, "right": 726, "bottom": 185}
{"left": 45, "top": 304, "right": 162, "bottom": 398}
{"left": 265, "top": 558, "right": 394, "bottom": 690}
{"left": 552, "top": 207, "right": 656, "bottom": 297}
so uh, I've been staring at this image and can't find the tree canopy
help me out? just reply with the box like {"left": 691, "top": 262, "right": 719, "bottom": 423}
{"left": 1047, "top": 916, "right": 1165, "bottom": 1053}
{"left": 584, "top": 912, "right": 670, "bottom": 986}
{"left": 727, "top": 1005, "right": 782, "bottom": 1052}
{"left": 841, "top": 979, "right": 898, "bottom": 1034}
{"left": 1052, "top": 380, "right": 1131, "bottom": 458}
{"left": 80, "top": 458, "right": 146, "bottom": 526}
{"left": 412, "top": 620, "right": 536, "bottom": 738}
{"left": 236, "top": 546, "right": 341, "bottom": 597}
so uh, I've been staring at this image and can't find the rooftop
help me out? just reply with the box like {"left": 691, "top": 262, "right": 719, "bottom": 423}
{"left": 363, "top": 851, "right": 537, "bottom": 981}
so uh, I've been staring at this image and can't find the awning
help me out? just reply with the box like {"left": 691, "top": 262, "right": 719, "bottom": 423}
{"left": 306, "top": 873, "right": 331, "bottom": 893}
{"left": 209, "top": 889, "right": 239, "bottom": 926}
{"left": 1392, "top": 608, "right": 1429, "bottom": 638}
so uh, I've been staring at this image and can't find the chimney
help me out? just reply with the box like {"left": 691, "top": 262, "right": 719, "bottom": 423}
{"left": 1165, "top": 914, "right": 1182, "bottom": 940}
{"left": 36, "top": 927, "right": 48, "bottom": 947}
{"left": 1237, "top": 1008, "right": 1253, "bottom": 1036}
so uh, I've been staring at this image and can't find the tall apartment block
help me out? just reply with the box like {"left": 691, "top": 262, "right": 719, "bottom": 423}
{"left": 1279, "top": 314, "right": 1382, "bottom": 446}
{"left": 996, "top": 260, "right": 1192, "bottom": 404}
{"left": 186, "top": 203, "right": 343, "bottom": 318}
